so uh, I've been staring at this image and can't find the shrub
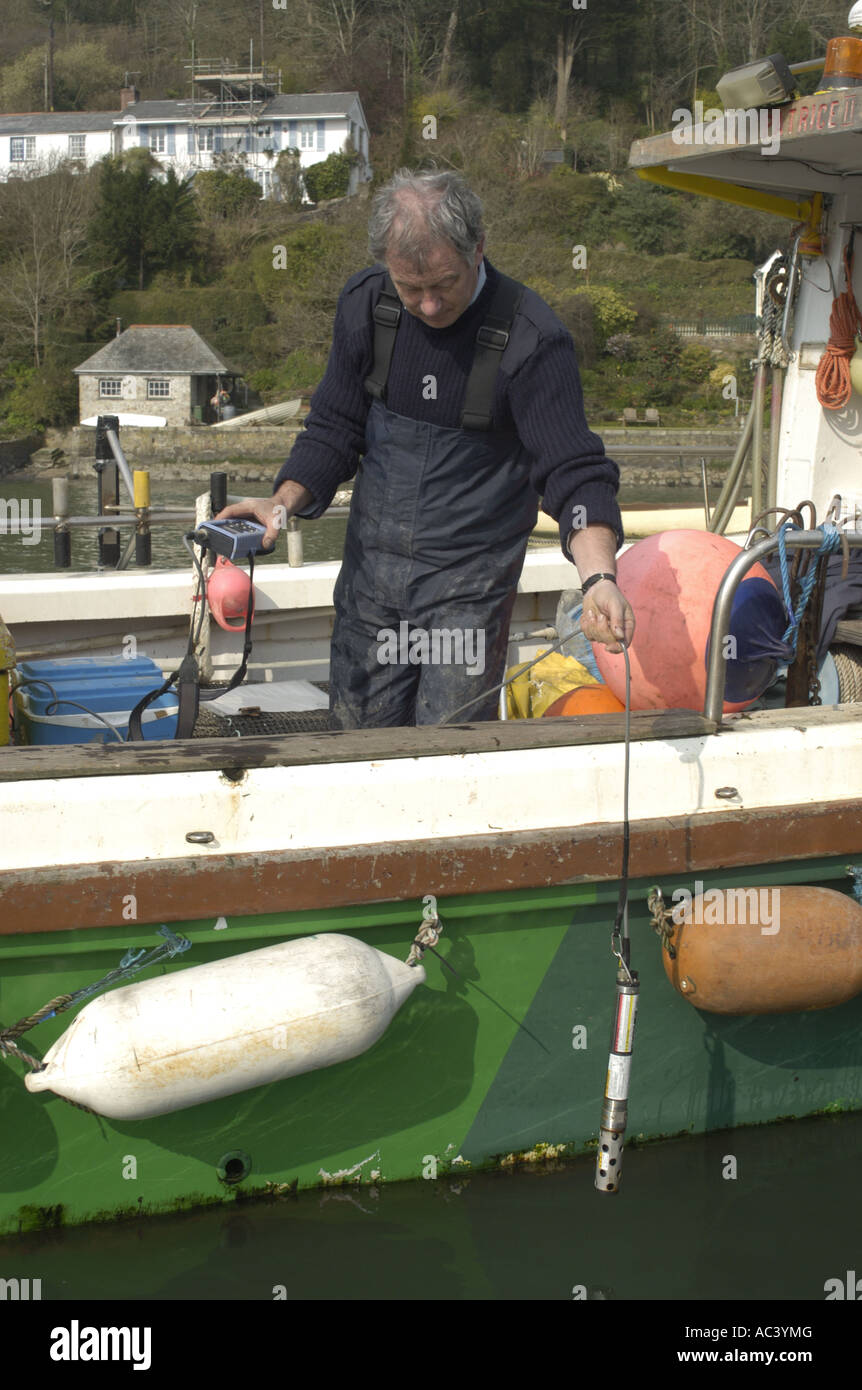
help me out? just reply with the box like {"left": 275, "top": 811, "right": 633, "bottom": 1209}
{"left": 679, "top": 343, "right": 713, "bottom": 381}
{"left": 575, "top": 285, "right": 637, "bottom": 346}
{"left": 303, "top": 151, "right": 356, "bottom": 202}
{"left": 605, "top": 333, "right": 637, "bottom": 361}
{"left": 194, "top": 169, "right": 262, "bottom": 220}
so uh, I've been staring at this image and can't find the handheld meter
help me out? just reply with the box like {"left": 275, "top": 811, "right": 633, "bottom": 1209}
{"left": 194, "top": 519, "right": 274, "bottom": 561}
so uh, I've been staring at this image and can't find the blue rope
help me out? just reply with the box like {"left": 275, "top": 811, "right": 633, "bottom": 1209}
{"left": 777, "top": 523, "right": 842, "bottom": 654}
{"left": 39, "top": 926, "right": 191, "bottom": 1021}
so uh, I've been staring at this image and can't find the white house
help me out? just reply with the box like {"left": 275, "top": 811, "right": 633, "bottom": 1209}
{"left": 0, "top": 73, "right": 371, "bottom": 199}
{"left": 117, "top": 91, "right": 371, "bottom": 199}
{"left": 0, "top": 110, "right": 119, "bottom": 177}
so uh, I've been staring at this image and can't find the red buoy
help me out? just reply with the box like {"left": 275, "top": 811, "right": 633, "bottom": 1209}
{"left": 207, "top": 556, "right": 255, "bottom": 632}
{"left": 593, "top": 530, "right": 777, "bottom": 712}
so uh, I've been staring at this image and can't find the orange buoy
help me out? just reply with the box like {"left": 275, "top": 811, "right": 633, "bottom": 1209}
{"left": 662, "top": 885, "right": 862, "bottom": 1014}
{"left": 593, "top": 530, "right": 782, "bottom": 713}
{"left": 543, "top": 685, "right": 626, "bottom": 717}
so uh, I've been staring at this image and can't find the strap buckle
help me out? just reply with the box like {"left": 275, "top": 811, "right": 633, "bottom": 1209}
{"left": 373, "top": 301, "right": 401, "bottom": 328}
{"left": 476, "top": 323, "right": 509, "bottom": 350}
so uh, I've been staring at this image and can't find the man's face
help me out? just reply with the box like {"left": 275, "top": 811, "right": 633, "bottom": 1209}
{"left": 386, "top": 236, "right": 484, "bottom": 328}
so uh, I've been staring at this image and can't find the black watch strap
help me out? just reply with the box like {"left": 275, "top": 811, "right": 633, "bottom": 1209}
{"left": 581, "top": 571, "right": 617, "bottom": 595}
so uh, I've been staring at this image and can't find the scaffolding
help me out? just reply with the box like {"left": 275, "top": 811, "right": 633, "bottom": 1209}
{"left": 185, "top": 46, "right": 282, "bottom": 124}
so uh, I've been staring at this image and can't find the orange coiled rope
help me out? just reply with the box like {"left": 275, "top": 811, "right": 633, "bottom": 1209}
{"left": 815, "top": 244, "right": 862, "bottom": 410}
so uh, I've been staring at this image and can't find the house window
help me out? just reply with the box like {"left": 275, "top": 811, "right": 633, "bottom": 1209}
{"left": 99, "top": 379, "right": 123, "bottom": 398}
{"left": 299, "top": 122, "right": 315, "bottom": 148}
{"left": 197, "top": 127, "right": 214, "bottom": 151}
{"left": 146, "top": 380, "right": 171, "bottom": 398}
{"left": 10, "top": 137, "right": 35, "bottom": 162}
{"left": 149, "top": 129, "right": 166, "bottom": 153}
{"left": 68, "top": 134, "right": 86, "bottom": 159}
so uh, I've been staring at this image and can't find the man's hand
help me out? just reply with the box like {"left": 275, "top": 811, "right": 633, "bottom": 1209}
{"left": 216, "top": 480, "right": 314, "bottom": 548}
{"left": 580, "top": 578, "right": 635, "bottom": 654}
{"left": 567, "top": 522, "right": 635, "bottom": 653}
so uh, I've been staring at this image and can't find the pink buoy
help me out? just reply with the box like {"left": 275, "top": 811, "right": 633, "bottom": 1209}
{"left": 207, "top": 555, "right": 254, "bottom": 632}
{"left": 593, "top": 530, "right": 779, "bottom": 713}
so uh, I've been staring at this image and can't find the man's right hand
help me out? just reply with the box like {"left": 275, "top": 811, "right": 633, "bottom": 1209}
{"left": 216, "top": 481, "right": 314, "bottom": 548}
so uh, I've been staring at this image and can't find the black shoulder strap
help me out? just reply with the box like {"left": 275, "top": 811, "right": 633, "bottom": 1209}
{"left": 363, "top": 273, "right": 401, "bottom": 401}
{"left": 460, "top": 273, "right": 523, "bottom": 430}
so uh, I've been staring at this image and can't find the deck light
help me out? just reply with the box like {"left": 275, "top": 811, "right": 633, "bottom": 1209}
{"left": 716, "top": 54, "right": 796, "bottom": 110}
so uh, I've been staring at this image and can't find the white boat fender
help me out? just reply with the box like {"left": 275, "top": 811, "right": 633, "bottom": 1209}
{"left": 25, "top": 934, "right": 426, "bottom": 1120}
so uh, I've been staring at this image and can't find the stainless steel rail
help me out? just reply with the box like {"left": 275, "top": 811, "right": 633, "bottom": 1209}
{"left": 703, "top": 529, "right": 862, "bottom": 723}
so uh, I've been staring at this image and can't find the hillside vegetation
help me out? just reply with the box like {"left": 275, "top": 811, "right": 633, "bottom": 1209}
{"left": 0, "top": 0, "right": 848, "bottom": 434}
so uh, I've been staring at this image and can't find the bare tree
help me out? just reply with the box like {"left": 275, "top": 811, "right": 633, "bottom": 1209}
{"left": 0, "top": 161, "right": 95, "bottom": 367}
{"left": 438, "top": 4, "right": 458, "bottom": 88}
{"left": 553, "top": 12, "right": 590, "bottom": 139}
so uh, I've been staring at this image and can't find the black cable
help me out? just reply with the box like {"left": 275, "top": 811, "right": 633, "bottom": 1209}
{"left": 438, "top": 628, "right": 577, "bottom": 725}
{"left": 611, "top": 643, "right": 632, "bottom": 969}
{"left": 12, "top": 677, "right": 126, "bottom": 744}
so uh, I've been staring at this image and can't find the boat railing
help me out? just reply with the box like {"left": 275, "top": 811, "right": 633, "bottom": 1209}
{"left": 704, "top": 530, "right": 862, "bottom": 723}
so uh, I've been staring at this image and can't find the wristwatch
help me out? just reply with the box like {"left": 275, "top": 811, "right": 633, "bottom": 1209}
{"left": 581, "top": 572, "right": 617, "bottom": 595}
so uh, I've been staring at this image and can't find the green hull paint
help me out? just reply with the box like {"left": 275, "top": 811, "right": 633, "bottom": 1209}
{"left": 1, "top": 855, "right": 860, "bottom": 1236}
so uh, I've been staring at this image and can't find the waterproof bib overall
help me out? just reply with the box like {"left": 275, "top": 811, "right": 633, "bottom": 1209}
{"left": 330, "top": 274, "right": 540, "bottom": 728}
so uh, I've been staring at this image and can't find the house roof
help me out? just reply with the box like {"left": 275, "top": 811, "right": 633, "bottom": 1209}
{"left": 119, "top": 91, "right": 365, "bottom": 123}
{"left": 74, "top": 325, "right": 240, "bottom": 376}
{"left": 262, "top": 92, "right": 363, "bottom": 119}
{"left": 119, "top": 100, "right": 196, "bottom": 121}
{"left": 0, "top": 112, "right": 120, "bottom": 135}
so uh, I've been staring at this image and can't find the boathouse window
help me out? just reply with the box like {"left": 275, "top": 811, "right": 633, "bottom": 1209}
{"left": 99, "top": 379, "right": 123, "bottom": 398}
{"left": 10, "top": 137, "right": 35, "bottom": 162}
{"left": 149, "top": 129, "right": 166, "bottom": 153}
{"left": 299, "top": 122, "right": 315, "bottom": 148}
{"left": 146, "top": 379, "right": 171, "bottom": 398}
{"left": 68, "top": 135, "right": 86, "bottom": 158}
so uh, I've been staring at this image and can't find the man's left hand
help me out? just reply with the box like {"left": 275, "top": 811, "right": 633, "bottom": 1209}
{"left": 580, "top": 579, "right": 635, "bottom": 654}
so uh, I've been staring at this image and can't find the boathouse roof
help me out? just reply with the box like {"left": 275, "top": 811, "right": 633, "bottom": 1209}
{"left": 74, "top": 325, "right": 240, "bottom": 377}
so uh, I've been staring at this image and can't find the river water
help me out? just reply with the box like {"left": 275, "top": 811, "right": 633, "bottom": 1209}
{"left": 0, "top": 477, "right": 721, "bottom": 575}
{"left": 0, "top": 1112, "right": 858, "bottom": 1302}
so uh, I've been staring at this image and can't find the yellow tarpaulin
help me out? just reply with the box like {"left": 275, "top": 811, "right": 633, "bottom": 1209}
{"left": 505, "top": 649, "right": 599, "bottom": 719}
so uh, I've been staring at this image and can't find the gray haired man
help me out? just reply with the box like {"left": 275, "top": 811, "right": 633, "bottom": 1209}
{"left": 220, "top": 168, "right": 634, "bottom": 726}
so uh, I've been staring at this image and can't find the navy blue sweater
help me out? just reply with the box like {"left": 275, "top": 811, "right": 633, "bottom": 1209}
{"left": 273, "top": 257, "right": 624, "bottom": 557}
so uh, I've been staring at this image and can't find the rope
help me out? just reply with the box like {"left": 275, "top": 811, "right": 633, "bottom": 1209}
{"left": 760, "top": 269, "right": 791, "bottom": 370}
{"left": 815, "top": 244, "right": 862, "bottom": 410}
{"left": 0, "top": 993, "right": 75, "bottom": 1042}
{"left": 0, "top": 927, "right": 191, "bottom": 1118}
{"left": 0, "top": 1038, "right": 46, "bottom": 1071}
{"left": 405, "top": 916, "right": 443, "bottom": 967}
{"left": 776, "top": 522, "right": 842, "bottom": 653}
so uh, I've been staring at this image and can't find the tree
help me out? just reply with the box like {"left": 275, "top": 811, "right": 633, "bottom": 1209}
{"left": 92, "top": 153, "right": 200, "bottom": 291}
{"left": 0, "top": 160, "right": 96, "bottom": 366}
{"left": 0, "top": 39, "right": 123, "bottom": 111}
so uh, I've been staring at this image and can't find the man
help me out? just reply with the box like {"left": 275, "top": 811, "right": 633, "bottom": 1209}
{"left": 220, "top": 168, "right": 634, "bottom": 727}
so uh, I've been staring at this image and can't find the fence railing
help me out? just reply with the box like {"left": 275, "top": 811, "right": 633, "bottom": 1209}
{"left": 664, "top": 315, "right": 758, "bottom": 338}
